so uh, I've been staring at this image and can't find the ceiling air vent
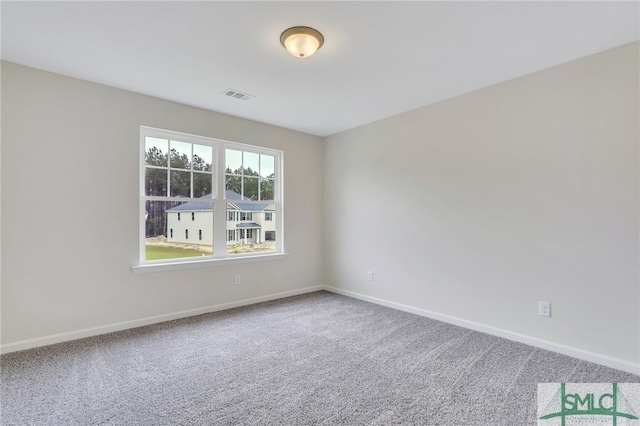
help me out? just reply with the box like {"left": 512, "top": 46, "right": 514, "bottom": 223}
{"left": 222, "top": 88, "right": 255, "bottom": 101}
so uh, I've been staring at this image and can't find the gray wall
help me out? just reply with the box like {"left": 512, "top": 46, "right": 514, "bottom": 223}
{"left": 1, "top": 62, "right": 324, "bottom": 344}
{"left": 324, "top": 42, "right": 639, "bottom": 368}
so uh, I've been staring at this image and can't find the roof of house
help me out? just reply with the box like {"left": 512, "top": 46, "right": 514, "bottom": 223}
{"left": 228, "top": 203, "right": 273, "bottom": 212}
{"left": 236, "top": 222, "right": 261, "bottom": 229}
{"left": 168, "top": 202, "right": 212, "bottom": 212}
{"left": 166, "top": 191, "right": 272, "bottom": 213}
{"left": 166, "top": 196, "right": 212, "bottom": 212}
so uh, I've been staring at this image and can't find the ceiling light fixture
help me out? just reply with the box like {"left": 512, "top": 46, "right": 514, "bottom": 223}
{"left": 280, "top": 26, "right": 324, "bottom": 58}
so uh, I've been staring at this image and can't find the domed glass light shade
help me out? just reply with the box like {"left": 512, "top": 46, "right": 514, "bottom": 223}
{"left": 280, "top": 26, "right": 324, "bottom": 58}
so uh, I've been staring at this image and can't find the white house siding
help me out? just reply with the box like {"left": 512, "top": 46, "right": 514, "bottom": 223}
{"left": 260, "top": 211, "right": 276, "bottom": 242}
{"left": 227, "top": 207, "right": 275, "bottom": 245}
{"left": 166, "top": 211, "right": 213, "bottom": 246}
{"left": 167, "top": 207, "right": 275, "bottom": 246}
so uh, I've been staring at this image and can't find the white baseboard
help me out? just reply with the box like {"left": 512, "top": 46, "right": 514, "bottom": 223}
{"left": 0, "top": 285, "right": 324, "bottom": 355}
{"left": 323, "top": 286, "right": 640, "bottom": 376}
{"left": 3, "top": 284, "right": 638, "bottom": 376}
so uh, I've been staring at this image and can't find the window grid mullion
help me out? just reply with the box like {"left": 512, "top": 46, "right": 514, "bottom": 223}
{"left": 213, "top": 144, "right": 227, "bottom": 256}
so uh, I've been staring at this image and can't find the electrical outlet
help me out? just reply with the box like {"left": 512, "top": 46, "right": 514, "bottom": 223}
{"left": 234, "top": 274, "right": 241, "bottom": 285}
{"left": 539, "top": 301, "right": 551, "bottom": 317}
{"left": 367, "top": 271, "right": 374, "bottom": 282}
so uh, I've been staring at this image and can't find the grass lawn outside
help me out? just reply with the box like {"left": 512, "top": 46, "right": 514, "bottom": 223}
{"left": 144, "top": 239, "right": 275, "bottom": 260}
{"left": 145, "top": 244, "right": 209, "bottom": 261}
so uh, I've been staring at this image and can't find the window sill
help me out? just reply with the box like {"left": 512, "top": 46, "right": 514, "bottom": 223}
{"left": 132, "top": 252, "right": 289, "bottom": 274}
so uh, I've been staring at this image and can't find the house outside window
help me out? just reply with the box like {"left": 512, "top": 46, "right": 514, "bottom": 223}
{"left": 141, "top": 126, "right": 283, "bottom": 264}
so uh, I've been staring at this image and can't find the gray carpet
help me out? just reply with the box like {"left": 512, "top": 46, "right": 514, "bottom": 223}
{"left": 1, "top": 291, "right": 638, "bottom": 425}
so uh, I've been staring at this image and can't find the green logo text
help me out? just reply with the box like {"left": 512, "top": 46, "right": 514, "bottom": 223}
{"left": 539, "top": 383, "right": 639, "bottom": 425}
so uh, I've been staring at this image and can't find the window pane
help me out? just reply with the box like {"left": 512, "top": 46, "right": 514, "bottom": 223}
{"left": 145, "top": 200, "right": 213, "bottom": 260}
{"left": 225, "top": 175, "right": 242, "bottom": 198}
{"left": 170, "top": 170, "right": 191, "bottom": 197}
{"left": 243, "top": 177, "right": 259, "bottom": 200}
{"left": 260, "top": 178, "right": 274, "bottom": 201}
{"left": 141, "top": 128, "right": 281, "bottom": 264}
{"left": 260, "top": 155, "right": 274, "bottom": 178}
{"left": 193, "top": 144, "right": 212, "bottom": 172}
{"left": 193, "top": 172, "right": 212, "bottom": 197}
{"left": 226, "top": 203, "right": 276, "bottom": 255}
{"left": 244, "top": 152, "right": 259, "bottom": 176}
{"left": 145, "top": 137, "right": 168, "bottom": 167}
{"left": 226, "top": 149, "right": 242, "bottom": 174}
{"left": 170, "top": 140, "right": 191, "bottom": 170}
{"left": 145, "top": 168, "right": 167, "bottom": 196}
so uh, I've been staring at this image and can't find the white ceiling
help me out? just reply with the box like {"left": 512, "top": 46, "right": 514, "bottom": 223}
{"left": 2, "top": 1, "right": 638, "bottom": 137}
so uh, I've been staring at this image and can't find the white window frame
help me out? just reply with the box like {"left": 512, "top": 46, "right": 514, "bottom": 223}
{"left": 133, "top": 126, "right": 286, "bottom": 273}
